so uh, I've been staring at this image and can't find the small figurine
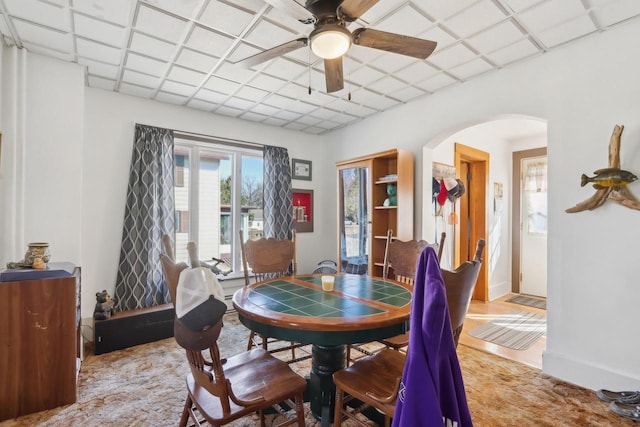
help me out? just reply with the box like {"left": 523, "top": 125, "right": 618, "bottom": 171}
{"left": 93, "top": 290, "right": 116, "bottom": 320}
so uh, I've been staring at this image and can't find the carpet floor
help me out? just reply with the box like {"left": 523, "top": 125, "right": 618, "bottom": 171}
{"left": 1, "top": 313, "right": 632, "bottom": 426}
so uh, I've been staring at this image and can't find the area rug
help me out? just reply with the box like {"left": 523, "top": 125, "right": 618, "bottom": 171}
{"left": 506, "top": 294, "right": 547, "bottom": 310}
{"left": 468, "top": 310, "right": 546, "bottom": 350}
{"left": 1, "top": 313, "right": 633, "bottom": 427}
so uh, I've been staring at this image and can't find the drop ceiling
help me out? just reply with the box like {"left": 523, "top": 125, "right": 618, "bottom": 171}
{"left": 1, "top": 0, "right": 639, "bottom": 134}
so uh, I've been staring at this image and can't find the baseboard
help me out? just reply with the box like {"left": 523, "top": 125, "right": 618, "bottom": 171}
{"left": 543, "top": 349, "right": 640, "bottom": 391}
{"left": 489, "top": 281, "right": 511, "bottom": 301}
{"left": 93, "top": 303, "right": 174, "bottom": 355}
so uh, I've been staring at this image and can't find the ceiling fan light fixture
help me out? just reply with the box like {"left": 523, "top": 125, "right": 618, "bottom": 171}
{"left": 310, "top": 25, "right": 351, "bottom": 59}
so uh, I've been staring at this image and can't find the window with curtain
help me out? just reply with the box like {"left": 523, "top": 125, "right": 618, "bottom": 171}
{"left": 173, "top": 135, "right": 263, "bottom": 277}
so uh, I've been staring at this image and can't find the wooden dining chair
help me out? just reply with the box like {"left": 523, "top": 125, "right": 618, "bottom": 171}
{"left": 346, "top": 230, "right": 446, "bottom": 361}
{"left": 239, "top": 229, "right": 310, "bottom": 364}
{"left": 168, "top": 240, "right": 306, "bottom": 427}
{"left": 443, "top": 238, "right": 486, "bottom": 347}
{"left": 333, "top": 348, "right": 406, "bottom": 427}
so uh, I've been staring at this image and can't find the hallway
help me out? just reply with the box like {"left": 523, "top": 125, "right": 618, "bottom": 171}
{"left": 459, "top": 293, "right": 546, "bottom": 369}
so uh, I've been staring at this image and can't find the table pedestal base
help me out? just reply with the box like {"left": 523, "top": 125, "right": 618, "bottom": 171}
{"left": 309, "top": 344, "right": 346, "bottom": 427}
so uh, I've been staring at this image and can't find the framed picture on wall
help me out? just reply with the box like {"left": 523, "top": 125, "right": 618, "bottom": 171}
{"left": 292, "top": 158, "right": 312, "bottom": 181}
{"left": 292, "top": 189, "right": 313, "bottom": 233}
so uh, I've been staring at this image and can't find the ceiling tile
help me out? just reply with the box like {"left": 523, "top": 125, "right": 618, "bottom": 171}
{"left": 486, "top": 38, "right": 540, "bottom": 66}
{"left": 4, "top": 0, "right": 69, "bottom": 31}
{"left": 224, "top": 96, "right": 256, "bottom": 110}
{"left": 289, "top": 100, "right": 318, "bottom": 114}
{"left": 119, "top": 81, "right": 155, "bottom": 98}
{"left": 185, "top": 26, "right": 235, "bottom": 57}
{"left": 78, "top": 57, "right": 120, "bottom": 79}
{"left": 244, "top": 18, "right": 298, "bottom": 49}
{"left": 125, "top": 52, "right": 168, "bottom": 76}
{"left": 295, "top": 115, "right": 322, "bottom": 126}
{"left": 449, "top": 57, "right": 494, "bottom": 80}
{"left": 388, "top": 85, "right": 427, "bottom": 102}
{"left": 360, "top": 0, "right": 407, "bottom": 24}
{"left": 199, "top": 0, "right": 255, "bottom": 36}
{"left": 240, "top": 111, "right": 267, "bottom": 122}
{"left": 350, "top": 88, "right": 400, "bottom": 110}
{"left": 427, "top": 43, "right": 477, "bottom": 69}
{"left": 411, "top": 0, "right": 477, "bottom": 21}
{"left": 536, "top": 14, "right": 597, "bottom": 47}
{"left": 329, "top": 112, "right": 360, "bottom": 125}
{"left": 227, "top": 42, "right": 262, "bottom": 63}
{"left": 309, "top": 107, "right": 340, "bottom": 120}
{"left": 21, "top": 41, "right": 74, "bottom": 60}
{"left": 263, "top": 93, "right": 297, "bottom": 109}
{"left": 273, "top": 109, "right": 302, "bottom": 121}
{"left": 444, "top": 0, "right": 507, "bottom": 38}
{"left": 135, "top": 4, "right": 188, "bottom": 43}
{"left": 588, "top": 0, "right": 640, "bottom": 27}
{"left": 73, "top": 12, "right": 127, "bottom": 46}
{"left": 175, "top": 47, "right": 219, "bottom": 73}
{"left": 276, "top": 82, "right": 310, "bottom": 98}
{"left": 500, "top": 0, "right": 547, "bottom": 13}
{"left": 349, "top": 65, "right": 386, "bottom": 86}
{"left": 233, "top": 0, "right": 269, "bottom": 14}
{"left": 214, "top": 61, "right": 256, "bottom": 83}
{"left": 87, "top": 75, "right": 116, "bottom": 91}
{"left": 394, "top": 61, "right": 439, "bottom": 83}
{"left": 204, "top": 75, "right": 242, "bottom": 94}
{"left": 167, "top": 65, "right": 207, "bottom": 86}
{"left": 161, "top": 79, "right": 196, "bottom": 97}
{"left": 342, "top": 103, "right": 377, "bottom": 117}
{"left": 517, "top": 0, "right": 587, "bottom": 33}
{"left": 187, "top": 98, "right": 217, "bottom": 111}
{"left": 368, "top": 53, "right": 417, "bottom": 74}
{"left": 374, "top": 5, "right": 434, "bottom": 36}
{"left": 263, "top": 116, "right": 289, "bottom": 126}
{"left": 129, "top": 31, "right": 177, "bottom": 61}
{"left": 283, "top": 122, "right": 308, "bottom": 131}
{"left": 155, "top": 91, "right": 188, "bottom": 104}
{"left": 466, "top": 20, "right": 526, "bottom": 53}
{"left": 122, "top": 69, "right": 162, "bottom": 87}
{"left": 419, "top": 25, "right": 457, "bottom": 50}
{"left": 215, "top": 105, "right": 244, "bottom": 117}
{"left": 250, "top": 102, "right": 281, "bottom": 116}
{"left": 416, "top": 72, "right": 458, "bottom": 92}
{"left": 367, "top": 75, "right": 407, "bottom": 94}
{"left": 141, "top": 0, "right": 202, "bottom": 20}
{"left": 235, "top": 85, "right": 269, "bottom": 101}
{"left": 71, "top": 0, "right": 133, "bottom": 26}
{"left": 193, "top": 87, "right": 228, "bottom": 104}
{"left": 12, "top": 20, "right": 73, "bottom": 52}
{"left": 76, "top": 38, "right": 122, "bottom": 64}
{"left": 248, "top": 73, "right": 288, "bottom": 91}
{"left": 262, "top": 57, "right": 307, "bottom": 80}
{"left": 348, "top": 44, "right": 384, "bottom": 63}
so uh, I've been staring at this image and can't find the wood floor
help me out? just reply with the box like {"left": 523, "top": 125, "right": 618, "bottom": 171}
{"left": 458, "top": 293, "right": 546, "bottom": 370}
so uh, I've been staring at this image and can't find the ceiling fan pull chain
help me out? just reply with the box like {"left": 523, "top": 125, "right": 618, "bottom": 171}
{"left": 308, "top": 47, "right": 312, "bottom": 95}
{"left": 347, "top": 52, "right": 352, "bottom": 101}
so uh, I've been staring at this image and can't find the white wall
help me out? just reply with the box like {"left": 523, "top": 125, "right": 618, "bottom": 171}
{"left": 82, "top": 88, "right": 331, "bottom": 320}
{"left": 328, "top": 20, "right": 640, "bottom": 390}
{"left": 0, "top": 48, "right": 84, "bottom": 266}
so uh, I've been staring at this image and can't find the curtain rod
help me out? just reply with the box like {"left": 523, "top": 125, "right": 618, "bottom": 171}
{"left": 135, "top": 123, "right": 267, "bottom": 151}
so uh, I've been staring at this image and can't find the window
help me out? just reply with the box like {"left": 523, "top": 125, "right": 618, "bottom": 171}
{"left": 173, "top": 136, "right": 263, "bottom": 277}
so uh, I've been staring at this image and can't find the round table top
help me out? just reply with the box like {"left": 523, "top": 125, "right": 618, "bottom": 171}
{"left": 232, "top": 274, "right": 412, "bottom": 346}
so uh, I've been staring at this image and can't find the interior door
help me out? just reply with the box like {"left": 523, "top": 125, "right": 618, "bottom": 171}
{"left": 520, "top": 156, "right": 548, "bottom": 297}
{"left": 338, "top": 162, "right": 371, "bottom": 274}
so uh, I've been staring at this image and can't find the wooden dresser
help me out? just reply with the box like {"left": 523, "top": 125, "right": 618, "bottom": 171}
{"left": 0, "top": 270, "right": 80, "bottom": 421}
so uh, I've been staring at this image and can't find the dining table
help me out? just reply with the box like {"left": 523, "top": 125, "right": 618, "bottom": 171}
{"left": 232, "top": 273, "right": 412, "bottom": 427}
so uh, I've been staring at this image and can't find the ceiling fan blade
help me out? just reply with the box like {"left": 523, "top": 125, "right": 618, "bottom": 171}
{"left": 352, "top": 28, "right": 437, "bottom": 59}
{"left": 339, "top": 0, "right": 379, "bottom": 20}
{"left": 264, "top": 0, "right": 315, "bottom": 23}
{"left": 324, "top": 57, "right": 344, "bottom": 93}
{"left": 234, "top": 38, "right": 308, "bottom": 68}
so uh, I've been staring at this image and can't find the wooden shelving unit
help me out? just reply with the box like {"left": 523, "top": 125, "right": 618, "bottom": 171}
{"left": 337, "top": 149, "right": 414, "bottom": 277}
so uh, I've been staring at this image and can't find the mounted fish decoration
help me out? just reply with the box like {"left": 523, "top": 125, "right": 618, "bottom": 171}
{"left": 566, "top": 125, "right": 640, "bottom": 213}
{"left": 580, "top": 168, "right": 638, "bottom": 189}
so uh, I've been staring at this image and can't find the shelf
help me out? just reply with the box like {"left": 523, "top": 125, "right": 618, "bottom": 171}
{"left": 375, "top": 179, "right": 397, "bottom": 185}
{"left": 375, "top": 205, "right": 397, "bottom": 210}
{"left": 374, "top": 262, "right": 385, "bottom": 267}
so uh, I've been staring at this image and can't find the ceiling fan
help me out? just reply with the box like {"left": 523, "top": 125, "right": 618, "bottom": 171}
{"left": 234, "top": 0, "right": 437, "bottom": 93}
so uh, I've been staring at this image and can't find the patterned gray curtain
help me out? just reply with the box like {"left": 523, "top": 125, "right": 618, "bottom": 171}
{"left": 263, "top": 145, "right": 293, "bottom": 239}
{"left": 114, "top": 124, "right": 175, "bottom": 311}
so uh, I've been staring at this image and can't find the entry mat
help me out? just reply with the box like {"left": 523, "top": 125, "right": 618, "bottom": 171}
{"left": 468, "top": 310, "right": 546, "bottom": 351}
{"left": 506, "top": 295, "right": 547, "bottom": 310}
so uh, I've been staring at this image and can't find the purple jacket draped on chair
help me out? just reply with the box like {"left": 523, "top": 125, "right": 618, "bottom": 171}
{"left": 392, "top": 247, "right": 473, "bottom": 427}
